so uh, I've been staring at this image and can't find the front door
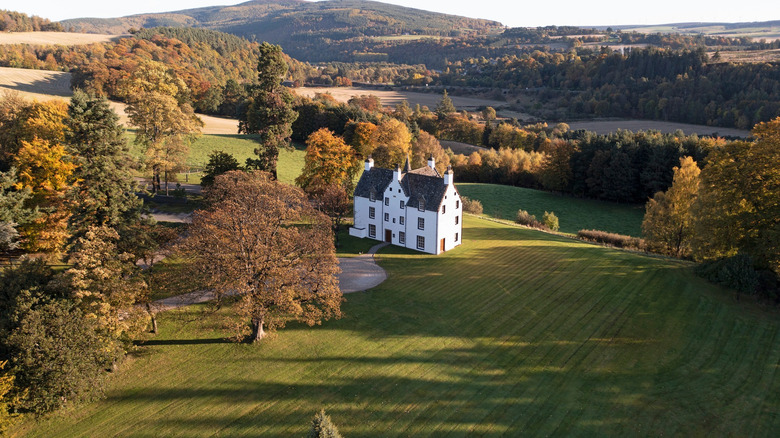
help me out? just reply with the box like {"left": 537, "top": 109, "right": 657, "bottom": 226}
{"left": 440, "top": 238, "right": 445, "bottom": 252}
{"left": 385, "top": 229, "right": 392, "bottom": 243}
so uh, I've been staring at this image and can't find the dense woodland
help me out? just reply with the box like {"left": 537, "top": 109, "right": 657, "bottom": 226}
{"left": 439, "top": 47, "right": 780, "bottom": 129}
{"left": 0, "top": 27, "right": 317, "bottom": 116}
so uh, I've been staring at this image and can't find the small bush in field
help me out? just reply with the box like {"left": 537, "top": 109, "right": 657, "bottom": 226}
{"left": 461, "top": 196, "right": 483, "bottom": 215}
{"left": 577, "top": 229, "right": 644, "bottom": 250}
{"left": 516, "top": 209, "right": 546, "bottom": 229}
{"left": 543, "top": 211, "right": 559, "bottom": 231}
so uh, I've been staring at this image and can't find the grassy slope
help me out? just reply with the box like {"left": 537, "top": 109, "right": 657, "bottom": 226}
{"left": 128, "top": 133, "right": 306, "bottom": 186}
{"left": 16, "top": 217, "right": 780, "bottom": 436}
{"left": 458, "top": 183, "right": 645, "bottom": 236}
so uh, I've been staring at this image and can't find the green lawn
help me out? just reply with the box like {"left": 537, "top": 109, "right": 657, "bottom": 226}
{"left": 15, "top": 217, "right": 780, "bottom": 436}
{"left": 127, "top": 133, "right": 306, "bottom": 186}
{"left": 457, "top": 183, "right": 645, "bottom": 236}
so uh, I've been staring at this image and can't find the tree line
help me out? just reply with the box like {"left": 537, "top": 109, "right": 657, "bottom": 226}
{"left": 641, "top": 120, "right": 779, "bottom": 301}
{"left": 0, "top": 10, "right": 62, "bottom": 32}
{"left": 439, "top": 47, "right": 780, "bottom": 129}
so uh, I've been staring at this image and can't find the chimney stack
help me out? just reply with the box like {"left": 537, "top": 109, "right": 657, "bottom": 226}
{"left": 444, "top": 165, "right": 453, "bottom": 185}
{"left": 427, "top": 154, "right": 435, "bottom": 170}
{"left": 365, "top": 156, "right": 374, "bottom": 172}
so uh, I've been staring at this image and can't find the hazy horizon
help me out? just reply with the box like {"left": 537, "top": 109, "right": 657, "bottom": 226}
{"left": 3, "top": 0, "right": 778, "bottom": 28}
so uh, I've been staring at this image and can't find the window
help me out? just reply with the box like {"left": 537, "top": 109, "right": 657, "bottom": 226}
{"left": 384, "top": 213, "right": 389, "bottom": 222}
{"left": 456, "top": 200, "right": 460, "bottom": 209}
{"left": 442, "top": 205, "right": 446, "bottom": 214}
{"left": 369, "top": 191, "right": 375, "bottom": 202}
{"left": 418, "top": 199, "right": 425, "bottom": 211}
{"left": 416, "top": 236, "right": 425, "bottom": 250}
{"left": 400, "top": 216, "right": 404, "bottom": 225}
{"left": 399, "top": 231, "right": 405, "bottom": 244}
{"left": 400, "top": 200, "right": 405, "bottom": 209}
{"left": 384, "top": 197, "right": 389, "bottom": 206}
{"left": 455, "top": 232, "right": 459, "bottom": 242}
{"left": 418, "top": 217, "right": 424, "bottom": 230}
{"left": 455, "top": 216, "right": 459, "bottom": 225}
{"left": 369, "top": 206, "right": 375, "bottom": 219}
{"left": 369, "top": 224, "right": 376, "bottom": 238}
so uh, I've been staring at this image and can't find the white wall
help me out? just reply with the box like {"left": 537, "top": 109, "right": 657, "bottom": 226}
{"left": 382, "top": 178, "right": 409, "bottom": 246}
{"left": 436, "top": 184, "right": 463, "bottom": 253}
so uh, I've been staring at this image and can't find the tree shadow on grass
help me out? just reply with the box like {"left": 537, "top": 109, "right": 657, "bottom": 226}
{"left": 133, "top": 337, "right": 233, "bottom": 346}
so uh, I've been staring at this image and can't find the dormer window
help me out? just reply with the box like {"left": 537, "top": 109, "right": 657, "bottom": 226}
{"left": 369, "top": 190, "right": 376, "bottom": 202}
{"left": 418, "top": 198, "right": 425, "bottom": 211}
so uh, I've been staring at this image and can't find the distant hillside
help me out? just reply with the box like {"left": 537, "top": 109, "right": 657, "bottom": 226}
{"left": 603, "top": 20, "right": 780, "bottom": 41}
{"left": 60, "top": 0, "right": 503, "bottom": 61}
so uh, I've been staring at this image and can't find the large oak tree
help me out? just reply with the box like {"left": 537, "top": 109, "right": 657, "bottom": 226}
{"left": 179, "top": 171, "right": 342, "bottom": 342}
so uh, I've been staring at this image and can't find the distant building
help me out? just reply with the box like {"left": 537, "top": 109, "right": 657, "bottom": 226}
{"left": 349, "top": 155, "right": 463, "bottom": 254}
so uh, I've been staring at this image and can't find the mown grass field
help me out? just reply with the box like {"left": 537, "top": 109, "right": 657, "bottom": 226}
{"left": 14, "top": 217, "right": 780, "bottom": 436}
{"left": 127, "top": 133, "right": 306, "bottom": 186}
{"left": 458, "top": 183, "right": 645, "bottom": 236}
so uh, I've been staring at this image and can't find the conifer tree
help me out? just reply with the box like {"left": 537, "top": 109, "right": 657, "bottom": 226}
{"left": 435, "top": 89, "right": 456, "bottom": 120}
{"left": 65, "top": 90, "right": 143, "bottom": 239}
{"left": 240, "top": 43, "right": 298, "bottom": 180}
{"left": 307, "top": 409, "right": 342, "bottom": 438}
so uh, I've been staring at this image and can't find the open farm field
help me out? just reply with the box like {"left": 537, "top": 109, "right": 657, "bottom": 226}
{"left": 617, "top": 22, "right": 780, "bottom": 41}
{"left": 0, "top": 67, "right": 240, "bottom": 135}
{"left": 566, "top": 119, "right": 750, "bottom": 137}
{"left": 14, "top": 216, "right": 780, "bottom": 436}
{"left": 710, "top": 48, "right": 780, "bottom": 63}
{"left": 295, "top": 86, "right": 506, "bottom": 110}
{"left": 0, "top": 31, "right": 122, "bottom": 46}
{"left": 457, "top": 183, "right": 645, "bottom": 236}
{"left": 439, "top": 140, "right": 484, "bottom": 155}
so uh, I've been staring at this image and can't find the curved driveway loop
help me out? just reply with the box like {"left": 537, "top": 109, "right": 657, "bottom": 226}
{"left": 337, "top": 242, "right": 389, "bottom": 293}
{"left": 150, "top": 242, "right": 389, "bottom": 312}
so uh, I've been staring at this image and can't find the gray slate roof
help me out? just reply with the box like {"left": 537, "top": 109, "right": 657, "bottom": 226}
{"left": 354, "top": 164, "right": 451, "bottom": 212}
{"left": 354, "top": 167, "right": 393, "bottom": 199}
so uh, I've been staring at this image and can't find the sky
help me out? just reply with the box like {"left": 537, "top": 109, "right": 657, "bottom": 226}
{"left": 3, "top": 0, "right": 779, "bottom": 28}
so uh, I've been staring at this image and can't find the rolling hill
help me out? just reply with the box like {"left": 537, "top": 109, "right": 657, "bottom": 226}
{"left": 60, "top": 0, "right": 503, "bottom": 60}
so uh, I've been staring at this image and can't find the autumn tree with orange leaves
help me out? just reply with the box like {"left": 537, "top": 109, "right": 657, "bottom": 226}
{"left": 296, "top": 128, "right": 360, "bottom": 194}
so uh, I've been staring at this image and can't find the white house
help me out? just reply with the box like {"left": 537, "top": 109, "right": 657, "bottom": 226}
{"left": 349, "top": 155, "right": 463, "bottom": 254}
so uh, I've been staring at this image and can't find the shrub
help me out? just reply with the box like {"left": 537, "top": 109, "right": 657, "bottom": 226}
{"left": 542, "top": 211, "right": 559, "bottom": 231}
{"left": 515, "top": 209, "right": 546, "bottom": 229}
{"left": 308, "top": 409, "right": 342, "bottom": 438}
{"left": 461, "top": 196, "right": 483, "bottom": 215}
{"left": 695, "top": 254, "right": 772, "bottom": 301}
{"left": 577, "top": 229, "right": 644, "bottom": 250}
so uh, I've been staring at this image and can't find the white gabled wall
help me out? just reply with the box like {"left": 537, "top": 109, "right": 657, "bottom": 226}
{"left": 435, "top": 184, "right": 463, "bottom": 254}
{"left": 381, "top": 178, "right": 409, "bottom": 246}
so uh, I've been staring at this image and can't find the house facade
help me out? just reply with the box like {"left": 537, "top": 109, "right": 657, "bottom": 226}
{"left": 349, "top": 156, "right": 462, "bottom": 254}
